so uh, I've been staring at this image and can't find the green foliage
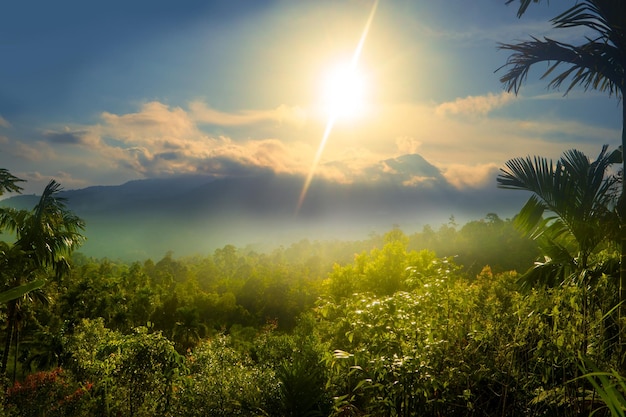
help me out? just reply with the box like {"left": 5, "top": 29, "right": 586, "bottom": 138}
{"left": 319, "top": 253, "right": 620, "bottom": 416}
{"left": 64, "top": 318, "right": 185, "bottom": 417}
{"left": 1, "top": 218, "right": 614, "bottom": 416}
{"left": 578, "top": 361, "right": 626, "bottom": 417}
{"left": 0, "top": 169, "right": 24, "bottom": 196}
{"left": 0, "top": 280, "right": 45, "bottom": 304}
{"left": 0, "top": 177, "right": 85, "bottom": 380}
{"left": 324, "top": 229, "right": 444, "bottom": 299}
{"left": 178, "top": 335, "right": 280, "bottom": 416}
{"left": 253, "top": 316, "right": 332, "bottom": 417}
{"left": 498, "top": 146, "right": 620, "bottom": 288}
{"left": 409, "top": 214, "right": 539, "bottom": 276}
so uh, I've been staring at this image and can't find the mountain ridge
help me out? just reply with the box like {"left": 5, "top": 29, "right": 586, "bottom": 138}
{"left": 0, "top": 154, "right": 526, "bottom": 260}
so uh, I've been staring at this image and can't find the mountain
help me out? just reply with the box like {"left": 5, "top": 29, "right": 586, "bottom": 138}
{"left": 0, "top": 154, "right": 528, "bottom": 260}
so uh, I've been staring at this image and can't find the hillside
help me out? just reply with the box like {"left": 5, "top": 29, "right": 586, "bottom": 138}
{"left": 1, "top": 155, "right": 528, "bottom": 260}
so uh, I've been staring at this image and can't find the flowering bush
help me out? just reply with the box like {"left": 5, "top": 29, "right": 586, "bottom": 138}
{"left": 5, "top": 368, "right": 92, "bottom": 417}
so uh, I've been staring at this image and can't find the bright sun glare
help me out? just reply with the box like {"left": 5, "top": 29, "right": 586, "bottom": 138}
{"left": 321, "top": 63, "right": 367, "bottom": 121}
{"left": 297, "top": 0, "right": 379, "bottom": 214}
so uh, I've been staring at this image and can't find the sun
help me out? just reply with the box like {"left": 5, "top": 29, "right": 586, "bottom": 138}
{"left": 297, "top": 0, "right": 379, "bottom": 214}
{"left": 320, "top": 63, "right": 368, "bottom": 121}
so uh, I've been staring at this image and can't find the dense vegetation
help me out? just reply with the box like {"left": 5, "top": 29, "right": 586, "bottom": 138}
{"left": 1, "top": 144, "right": 626, "bottom": 416}
{"left": 1, "top": 198, "right": 624, "bottom": 416}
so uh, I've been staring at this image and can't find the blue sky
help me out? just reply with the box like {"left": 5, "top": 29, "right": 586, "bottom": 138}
{"left": 0, "top": 0, "right": 622, "bottom": 200}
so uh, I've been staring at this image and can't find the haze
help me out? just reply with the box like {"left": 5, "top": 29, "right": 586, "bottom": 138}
{"left": 0, "top": 0, "right": 621, "bottom": 255}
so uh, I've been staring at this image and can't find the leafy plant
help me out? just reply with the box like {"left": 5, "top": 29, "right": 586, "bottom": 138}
{"left": 64, "top": 318, "right": 186, "bottom": 417}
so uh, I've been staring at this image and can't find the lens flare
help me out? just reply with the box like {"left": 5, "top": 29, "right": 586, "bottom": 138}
{"left": 296, "top": 0, "right": 379, "bottom": 214}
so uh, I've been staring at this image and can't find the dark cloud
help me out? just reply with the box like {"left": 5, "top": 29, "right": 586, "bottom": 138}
{"left": 156, "top": 152, "right": 180, "bottom": 161}
{"left": 196, "top": 157, "right": 274, "bottom": 177}
{"left": 44, "top": 131, "right": 87, "bottom": 145}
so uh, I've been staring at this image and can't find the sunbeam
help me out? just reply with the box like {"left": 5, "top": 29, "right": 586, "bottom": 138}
{"left": 296, "top": 0, "right": 379, "bottom": 214}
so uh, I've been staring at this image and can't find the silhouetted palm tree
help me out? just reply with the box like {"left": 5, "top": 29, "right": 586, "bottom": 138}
{"left": 0, "top": 180, "right": 85, "bottom": 377}
{"left": 498, "top": 0, "right": 626, "bottom": 305}
{"left": 498, "top": 145, "right": 620, "bottom": 287}
{"left": 0, "top": 169, "right": 23, "bottom": 196}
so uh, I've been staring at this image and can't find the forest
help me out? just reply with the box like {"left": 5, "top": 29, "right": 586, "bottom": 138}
{"left": 1, "top": 149, "right": 626, "bottom": 416}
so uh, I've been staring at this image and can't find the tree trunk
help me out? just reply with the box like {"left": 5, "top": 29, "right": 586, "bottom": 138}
{"left": 12, "top": 325, "right": 18, "bottom": 384}
{"left": 617, "top": 102, "right": 626, "bottom": 360}
{"left": 0, "top": 300, "right": 16, "bottom": 379}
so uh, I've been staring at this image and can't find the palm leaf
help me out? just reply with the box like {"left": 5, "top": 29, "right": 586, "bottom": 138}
{"left": 504, "top": 0, "right": 545, "bottom": 19}
{"left": 499, "top": 37, "right": 622, "bottom": 98}
{"left": 499, "top": 0, "right": 625, "bottom": 98}
{"left": 0, "top": 169, "right": 23, "bottom": 196}
{"left": 500, "top": 147, "right": 620, "bottom": 287}
{"left": 19, "top": 180, "right": 86, "bottom": 275}
{"left": 553, "top": 1, "right": 626, "bottom": 49}
{"left": 576, "top": 358, "right": 626, "bottom": 417}
{"left": 513, "top": 195, "right": 547, "bottom": 238}
{"left": 0, "top": 279, "right": 45, "bottom": 304}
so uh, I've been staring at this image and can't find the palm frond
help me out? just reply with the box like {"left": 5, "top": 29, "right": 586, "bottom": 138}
{"left": 0, "top": 279, "right": 45, "bottom": 304}
{"left": 513, "top": 195, "right": 547, "bottom": 237}
{"left": 518, "top": 254, "right": 576, "bottom": 290}
{"left": 497, "top": 154, "right": 555, "bottom": 193}
{"left": 577, "top": 357, "right": 626, "bottom": 417}
{"left": 0, "top": 169, "right": 23, "bottom": 196}
{"left": 498, "top": 37, "right": 623, "bottom": 98}
{"left": 553, "top": 1, "right": 626, "bottom": 52}
{"left": 17, "top": 180, "right": 86, "bottom": 273}
{"left": 504, "top": 0, "right": 545, "bottom": 19}
{"left": 501, "top": 147, "right": 620, "bottom": 286}
{"left": 552, "top": 2, "right": 611, "bottom": 36}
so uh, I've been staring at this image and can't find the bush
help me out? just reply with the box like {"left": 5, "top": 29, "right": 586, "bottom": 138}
{"left": 177, "top": 335, "right": 280, "bottom": 416}
{"left": 63, "top": 318, "right": 186, "bottom": 417}
{"left": 5, "top": 368, "right": 92, "bottom": 417}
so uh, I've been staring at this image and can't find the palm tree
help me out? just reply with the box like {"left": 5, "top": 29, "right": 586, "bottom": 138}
{"left": 0, "top": 169, "right": 23, "bottom": 196}
{"left": 498, "top": 0, "right": 626, "bottom": 309}
{"left": 0, "top": 180, "right": 85, "bottom": 377}
{"left": 0, "top": 171, "right": 44, "bottom": 306}
{"left": 172, "top": 306, "right": 206, "bottom": 353}
{"left": 497, "top": 145, "right": 620, "bottom": 287}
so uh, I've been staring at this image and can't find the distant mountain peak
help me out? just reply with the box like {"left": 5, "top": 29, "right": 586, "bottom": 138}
{"left": 0, "top": 154, "right": 527, "bottom": 260}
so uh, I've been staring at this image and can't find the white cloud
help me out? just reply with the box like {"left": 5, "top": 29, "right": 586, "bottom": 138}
{"left": 189, "top": 101, "right": 307, "bottom": 127}
{"left": 402, "top": 175, "right": 439, "bottom": 187}
{"left": 13, "top": 141, "right": 55, "bottom": 162}
{"left": 35, "top": 102, "right": 314, "bottom": 179}
{"left": 24, "top": 170, "right": 90, "bottom": 191}
{"left": 435, "top": 92, "right": 515, "bottom": 117}
{"left": 440, "top": 163, "right": 500, "bottom": 189}
{"left": 101, "top": 101, "right": 198, "bottom": 147}
{"left": 5, "top": 93, "right": 619, "bottom": 197}
{"left": 395, "top": 136, "right": 422, "bottom": 154}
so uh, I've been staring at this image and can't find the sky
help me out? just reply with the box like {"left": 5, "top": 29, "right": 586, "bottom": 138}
{"left": 0, "top": 0, "right": 622, "bottom": 203}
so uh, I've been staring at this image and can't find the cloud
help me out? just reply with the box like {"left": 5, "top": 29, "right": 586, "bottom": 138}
{"left": 40, "top": 102, "right": 313, "bottom": 180}
{"left": 44, "top": 129, "right": 88, "bottom": 145}
{"left": 402, "top": 176, "right": 439, "bottom": 187}
{"left": 101, "top": 101, "right": 198, "bottom": 147}
{"left": 0, "top": 116, "right": 11, "bottom": 128}
{"left": 24, "top": 170, "right": 90, "bottom": 191}
{"left": 395, "top": 136, "right": 422, "bottom": 154}
{"left": 7, "top": 91, "right": 618, "bottom": 199}
{"left": 435, "top": 92, "right": 515, "bottom": 117}
{"left": 95, "top": 100, "right": 618, "bottom": 194}
{"left": 440, "top": 163, "right": 500, "bottom": 189}
{"left": 12, "top": 141, "right": 55, "bottom": 162}
{"left": 189, "top": 101, "right": 307, "bottom": 127}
